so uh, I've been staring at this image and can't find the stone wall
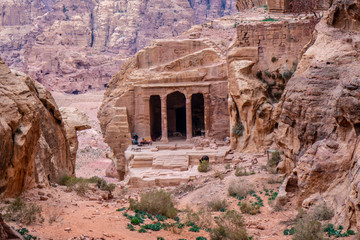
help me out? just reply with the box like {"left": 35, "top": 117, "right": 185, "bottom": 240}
{"left": 267, "top": 0, "right": 332, "bottom": 12}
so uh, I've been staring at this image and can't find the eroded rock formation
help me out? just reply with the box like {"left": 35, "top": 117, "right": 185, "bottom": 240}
{"left": 0, "top": 0, "right": 236, "bottom": 93}
{"left": 0, "top": 214, "right": 24, "bottom": 240}
{"left": 227, "top": 20, "right": 314, "bottom": 152}
{"left": 275, "top": 0, "right": 360, "bottom": 229}
{"left": 59, "top": 107, "right": 91, "bottom": 171}
{"left": 0, "top": 58, "right": 72, "bottom": 197}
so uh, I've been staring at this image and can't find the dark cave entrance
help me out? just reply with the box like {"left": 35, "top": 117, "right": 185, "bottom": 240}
{"left": 191, "top": 93, "right": 205, "bottom": 137}
{"left": 150, "top": 95, "right": 162, "bottom": 140}
{"left": 167, "top": 91, "right": 186, "bottom": 139}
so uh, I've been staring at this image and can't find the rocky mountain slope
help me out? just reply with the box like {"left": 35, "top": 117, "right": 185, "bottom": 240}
{"left": 275, "top": 0, "right": 360, "bottom": 229}
{"left": 0, "top": 0, "right": 237, "bottom": 93}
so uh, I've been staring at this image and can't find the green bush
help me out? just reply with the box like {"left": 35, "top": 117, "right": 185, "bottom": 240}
{"left": 210, "top": 210, "right": 248, "bottom": 240}
{"left": 129, "top": 189, "right": 177, "bottom": 218}
{"left": 2, "top": 198, "right": 44, "bottom": 225}
{"left": 262, "top": 17, "right": 278, "bottom": 22}
{"left": 207, "top": 198, "right": 228, "bottom": 212}
{"left": 198, "top": 161, "right": 211, "bottom": 173}
{"left": 232, "top": 122, "right": 244, "bottom": 136}
{"left": 228, "top": 180, "right": 255, "bottom": 198}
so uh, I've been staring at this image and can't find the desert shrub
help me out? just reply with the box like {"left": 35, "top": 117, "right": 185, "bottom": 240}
{"left": 292, "top": 215, "right": 324, "bottom": 240}
{"left": 48, "top": 208, "right": 62, "bottom": 224}
{"left": 210, "top": 210, "right": 248, "bottom": 240}
{"left": 198, "top": 161, "right": 210, "bottom": 173}
{"left": 232, "top": 122, "right": 244, "bottom": 136}
{"left": 88, "top": 176, "right": 115, "bottom": 193}
{"left": 271, "top": 56, "right": 278, "bottom": 62}
{"left": 185, "top": 207, "right": 212, "bottom": 229}
{"left": 16, "top": 228, "right": 39, "bottom": 240}
{"left": 310, "top": 202, "right": 334, "bottom": 221}
{"left": 2, "top": 198, "right": 44, "bottom": 225}
{"left": 262, "top": 17, "right": 278, "bottom": 22}
{"left": 129, "top": 189, "right": 177, "bottom": 218}
{"left": 264, "top": 70, "right": 271, "bottom": 77}
{"left": 283, "top": 70, "right": 293, "bottom": 80}
{"left": 235, "top": 167, "right": 254, "bottom": 177}
{"left": 207, "top": 198, "right": 228, "bottom": 212}
{"left": 197, "top": 237, "right": 207, "bottom": 240}
{"left": 74, "top": 180, "right": 89, "bottom": 196}
{"left": 268, "top": 151, "right": 281, "bottom": 168}
{"left": 228, "top": 179, "right": 255, "bottom": 198}
{"left": 239, "top": 202, "right": 260, "bottom": 215}
{"left": 224, "top": 163, "right": 231, "bottom": 170}
{"left": 213, "top": 170, "right": 224, "bottom": 180}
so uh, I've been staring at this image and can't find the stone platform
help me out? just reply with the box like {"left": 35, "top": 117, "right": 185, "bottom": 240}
{"left": 124, "top": 140, "right": 231, "bottom": 187}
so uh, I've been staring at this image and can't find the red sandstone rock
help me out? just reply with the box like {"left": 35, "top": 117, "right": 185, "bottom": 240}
{"left": 0, "top": 58, "right": 73, "bottom": 197}
{"left": 275, "top": 0, "right": 360, "bottom": 229}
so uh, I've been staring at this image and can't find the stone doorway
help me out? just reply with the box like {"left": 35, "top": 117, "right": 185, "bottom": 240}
{"left": 191, "top": 93, "right": 205, "bottom": 136}
{"left": 167, "top": 91, "right": 186, "bottom": 139}
{"left": 150, "top": 95, "right": 162, "bottom": 140}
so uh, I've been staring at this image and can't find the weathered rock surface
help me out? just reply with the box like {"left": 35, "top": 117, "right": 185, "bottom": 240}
{"left": 59, "top": 107, "right": 91, "bottom": 171}
{"left": 275, "top": 0, "right": 360, "bottom": 229}
{"left": 0, "top": 214, "right": 24, "bottom": 240}
{"left": 0, "top": 0, "right": 236, "bottom": 93}
{"left": 0, "top": 58, "right": 72, "bottom": 197}
{"left": 227, "top": 19, "right": 314, "bottom": 152}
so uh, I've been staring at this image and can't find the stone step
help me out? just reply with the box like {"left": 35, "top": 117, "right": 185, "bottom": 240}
{"left": 130, "top": 155, "right": 154, "bottom": 168}
{"left": 152, "top": 155, "right": 189, "bottom": 171}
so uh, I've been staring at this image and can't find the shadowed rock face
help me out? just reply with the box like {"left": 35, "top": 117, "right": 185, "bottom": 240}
{"left": 0, "top": 0, "right": 236, "bottom": 93}
{"left": 275, "top": 0, "right": 360, "bottom": 229}
{"left": 0, "top": 58, "right": 72, "bottom": 197}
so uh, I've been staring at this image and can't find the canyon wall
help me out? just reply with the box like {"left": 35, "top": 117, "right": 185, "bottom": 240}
{"left": 0, "top": 0, "right": 236, "bottom": 93}
{"left": 227, "top": 19, "right": 314, "bottom": 152}
{"left": 0, "top": 58, "right": 86, "bottom": 197}
{"left": 275, "top": 0, "right": 360, "bottom": 229}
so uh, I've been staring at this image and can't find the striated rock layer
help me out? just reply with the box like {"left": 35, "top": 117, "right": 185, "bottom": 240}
{"left": 0, "top": 58, "right": 73, "bottom": 197}
{"left": 275, "top": 0, "right": 360, "bottom": 229}
{"left": 227, "top": 19, "right": 314, "bottom": 152}
{"left": 0, "top": 0, "right": 236, "bottom": 93}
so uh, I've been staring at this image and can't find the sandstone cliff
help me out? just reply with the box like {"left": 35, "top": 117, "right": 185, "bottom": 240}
{"left": 227, "top": 19, "right": 314, "bottom": 152}
{"left": 0, "top": 0, "right": 236, "bottom": 93}
{"left": 275, "top": 0, "right": 360, "bottom": 229}
{"left": 0, "top": 58, "right": 73, "bottom": 197}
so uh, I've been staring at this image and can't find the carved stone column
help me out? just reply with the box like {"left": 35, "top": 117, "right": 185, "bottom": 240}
{"left": 143, "top": 96, "right": 150, "bottom": 139}
{"left": 161, "top": 95, "right": 168, "bottom": 142}
{"left": 204, "top": 93, "right": 211, "bottom": 138}
{"left": 186, "top": 95, "right": 192, "bottom": 142}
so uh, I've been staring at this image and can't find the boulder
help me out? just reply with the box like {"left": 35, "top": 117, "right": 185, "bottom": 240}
{"left": 0, "top": 58, "right": 72, "bottom": 197}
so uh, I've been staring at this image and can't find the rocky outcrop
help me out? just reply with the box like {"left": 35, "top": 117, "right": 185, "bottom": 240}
{"left": 0, "top": 58, "right": 73, "bottom": 197}
{"left": 227, "top": 19, "right": 314, "bottom": 152}
{"left": 275, "top": 0, "right": 360, "bottom": 229}
{"left": 59, "top": 107, "right": 91, "bottom": 171}
{"left": 0, "top": 0, "right": 236, "bottom": 93}
{"left": 236, "top": 0, "right": 266, "bottom": 11}
{"left": 0, "top": 214, "right": 24, "bottom": 240}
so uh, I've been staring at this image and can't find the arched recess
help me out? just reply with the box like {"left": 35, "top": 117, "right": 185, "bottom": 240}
{"left": 191, "top": 93, "right": 205, "bottom": 136}
{"left": 167, "top": 91, "right": 186, "bottom": 138}
{"left": 150, "top": 95, "right": 161, "bottom": 140}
